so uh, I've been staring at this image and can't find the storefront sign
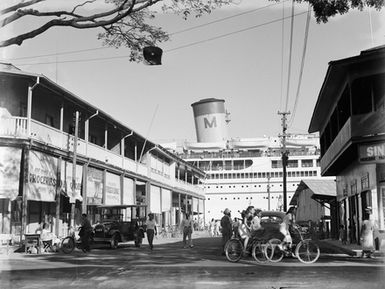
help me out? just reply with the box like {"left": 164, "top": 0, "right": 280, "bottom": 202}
{"left": 150, "top": 185, "right": 161, "bottom": 214}
{"left": 359, "top": 143, "right": 385, "bottom": 163}
{"left": 60, "top": 160, "right": 83, "bottom": 203}
{"left": 122, "top": 177, "right": 134, "bottom": 205}
{"left": 0, "top": 147, "right": 22, "bottom": 200}
{"left": 86, "top": 167, "right": 103, "bottom": 205}
{"left": 161, "top": 188, "right": 171, "bottom": 212}
{"left": 105, "top": 172, "right": 121, "bottom": 205}
{"left": 28, "top": 150, "right": 58, "bottom": 202}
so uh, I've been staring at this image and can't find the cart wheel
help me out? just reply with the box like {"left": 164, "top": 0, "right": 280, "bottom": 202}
{"left": 295, "top": 240, "right": 320, "bottom": 264}
{"left": 61, "top": 236, "right": 75, "bottom": 254}
{"left": 252, "top": 241, "right": 268, "bottom": 263}
{"left": 225, "top": 239, "right": 243, "bottom": 263}
{"left": 265, "top": 238, "right": 284, "bottom": 263}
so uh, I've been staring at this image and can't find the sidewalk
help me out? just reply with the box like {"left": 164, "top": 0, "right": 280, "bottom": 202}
{"left": 317, "top": 238, "right": 385, "bottom": 258}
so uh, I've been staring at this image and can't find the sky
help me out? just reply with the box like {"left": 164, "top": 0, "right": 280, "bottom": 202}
{"left": 1, "top": 0, "right": 385, "bottom": 144}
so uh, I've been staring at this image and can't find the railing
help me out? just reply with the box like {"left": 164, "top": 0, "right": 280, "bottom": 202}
{"left": 0, "top": 116, "right": 207, "bottom": 196}
{"left": 0, "top": 116, "right": 27, "bottom": 137}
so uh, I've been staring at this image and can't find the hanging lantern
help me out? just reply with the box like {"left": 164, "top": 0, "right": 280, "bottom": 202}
{"left": 143, "top": 46, "right": 162, "bottom": 65}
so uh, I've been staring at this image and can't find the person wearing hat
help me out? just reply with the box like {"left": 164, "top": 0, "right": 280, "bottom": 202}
{"left": 146, "top": 213, "right": 157, "bottom": 250}
{"left": 360, "top": 207, "right": 375, "bottom": 258}
{"left": 221, "top": 208, "right": 232, "bottom": 255}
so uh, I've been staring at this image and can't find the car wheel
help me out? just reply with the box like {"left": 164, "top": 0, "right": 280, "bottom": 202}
{"left": 110, "top": 234, "right": 119, "bottom": 249}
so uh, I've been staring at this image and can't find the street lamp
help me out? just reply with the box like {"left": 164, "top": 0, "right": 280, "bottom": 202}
{"left": 143, "top": 46, "right": 162, "bottom": 65}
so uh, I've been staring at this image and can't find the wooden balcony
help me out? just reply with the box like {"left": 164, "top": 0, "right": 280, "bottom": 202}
{"left": 320, "top": 110, "right": 385, "bottom": 174}
{"left": 0, "top": 116, "right": 202, "bottom": 195}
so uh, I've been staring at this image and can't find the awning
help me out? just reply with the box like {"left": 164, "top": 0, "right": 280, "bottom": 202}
{"left": 290, "top": 178, "right": 336, "bottom": 206}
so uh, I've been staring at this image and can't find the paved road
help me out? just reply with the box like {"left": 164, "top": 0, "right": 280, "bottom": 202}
{"left": 1, "top": 236, "right": 384, "bottom": 289}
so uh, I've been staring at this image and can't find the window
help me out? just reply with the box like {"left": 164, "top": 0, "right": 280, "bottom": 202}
{"left": 45, "top": 114, "right": 54, "bottom": 127}
{"left": 301, "top": 159, "right": 313, "bottom": 167}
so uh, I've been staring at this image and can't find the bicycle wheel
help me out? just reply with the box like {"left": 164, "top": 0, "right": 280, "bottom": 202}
{"left": 61, "top": 236, "right": 75, "bottom": 254}
{"left": 251, "top": 241, "right": 267, "bottom": 264}
{"left": 295, "top": 240, "right": 320, "bottom": 264}
{"left": 265, "top": 238, "right": 284, "bottom": 263}
{"left": 225, "top": 239, "right": 243, "bottom": 263}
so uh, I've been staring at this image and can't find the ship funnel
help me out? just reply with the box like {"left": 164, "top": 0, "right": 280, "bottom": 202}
{"left": 191, "top": 98, "right": 229, "bottom": 143}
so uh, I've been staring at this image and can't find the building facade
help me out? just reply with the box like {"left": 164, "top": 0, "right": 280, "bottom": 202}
{"left": 0, "top": 64, "right": 205, "bottom": 242}
{"left": 308, "top": 46, "right": 385, "bottom": 247}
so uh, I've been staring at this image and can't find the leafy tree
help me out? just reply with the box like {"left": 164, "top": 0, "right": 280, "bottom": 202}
{"left": 1, "top": 0, "right": 384, "bottom": 61}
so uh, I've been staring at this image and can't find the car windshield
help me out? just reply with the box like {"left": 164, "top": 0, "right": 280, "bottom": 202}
{"left": 260, "top": 215, "right": 283, "bottom": 224}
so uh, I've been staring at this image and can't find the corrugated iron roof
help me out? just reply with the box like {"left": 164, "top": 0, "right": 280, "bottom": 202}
{"left": 290, "top": 178, "right": 336, "bottom": 205}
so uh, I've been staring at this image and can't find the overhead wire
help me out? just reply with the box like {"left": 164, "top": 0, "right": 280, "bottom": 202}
{"left": 284, "top": 0, "right": 295, "bottom": 112}
{"left": 13, "top": 11, "right": 308, "bottom": 66}
{"left": 279, "top": 0, "right": 285, "bottom": 112}
{"left": 288, "top": 4, "right": 311, "bottom": 128}
{"left": 4, "top": 1, "right": 289, "bottom": 62}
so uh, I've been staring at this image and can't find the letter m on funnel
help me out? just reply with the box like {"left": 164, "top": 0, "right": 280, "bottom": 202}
{"left": 204, "top": 116, "right": 217, "bottom": 129}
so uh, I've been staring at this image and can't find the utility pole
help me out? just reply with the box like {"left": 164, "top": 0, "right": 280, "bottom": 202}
{"left": 71, "top": 111, "right": 79, "bottom": 229}
{"left": 267, "top": 176, "right": 271, "bottom": 211}
{"left": 278, "top": 111, "right": 290, "bottom": 212}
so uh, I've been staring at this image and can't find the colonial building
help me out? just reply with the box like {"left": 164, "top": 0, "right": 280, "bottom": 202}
{"left": 308, "top": 46, "right": 385, "bottom": 247}
{"left": 0, "top": 63, "right": 205, "bottom": 243}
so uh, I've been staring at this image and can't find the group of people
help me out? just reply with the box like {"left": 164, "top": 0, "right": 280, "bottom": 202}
{"left": 145, "top": 212, "right": 195, "bottom": 250}
{"left": 220, "top": 206, "right": 296, "bottom": 255}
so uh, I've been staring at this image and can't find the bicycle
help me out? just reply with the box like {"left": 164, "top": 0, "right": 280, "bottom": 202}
{"left": 61, "top": 228, "right": 94, "bottom": 254}
{"left": 264, "top": 224, "right": 320, "bottom": 264}
{"left": 224, "top": 236, "right": 268, "bottom": 264}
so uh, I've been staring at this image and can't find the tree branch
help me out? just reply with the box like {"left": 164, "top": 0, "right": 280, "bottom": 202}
{"left": 0, "top": 0, "right": 45, "bottom": 15}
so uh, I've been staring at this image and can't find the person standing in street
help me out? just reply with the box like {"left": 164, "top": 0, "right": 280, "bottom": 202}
{"left": 181, "top": 212, "right": 194, "bottom": 248}
{"left": 360, "top": 207, "right": 376, "bottom": 258}
{"left": 80, "top": 214, "right": 92, "bottom": 253}
{"left": 146, "top": 213, "right": 157, "bottom": 250}
{"left": 220, "top": 208, "right": 232, "bottom": 255}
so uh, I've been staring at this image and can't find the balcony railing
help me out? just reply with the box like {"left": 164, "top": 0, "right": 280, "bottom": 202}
{"left": 320, "top": 111, "right": 385, "bottom": 172}
{"left": 0, "top": 116, "right": 203, "bottom": 194}
{"left": 0, "top": 116, "right": 27, "bottom": 137}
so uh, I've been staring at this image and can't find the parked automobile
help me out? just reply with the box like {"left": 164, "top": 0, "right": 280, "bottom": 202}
{"left": 93, "top": 205, "right": 147, "bottom": 248}
{"left": 259, "top": 210, "right": 286, "bottom": 241}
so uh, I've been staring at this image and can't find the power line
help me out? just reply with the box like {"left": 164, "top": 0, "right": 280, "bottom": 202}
{"left": 170, "top": 0, "right": 290, "bottom": 36}
{"left": 284, "top": 0, "right": 295, "bottom": 112}
{"left": 14, "top": 11, "right": 308, "bottom": 66}
{"left": 5, "top": 1, "right": 289, "bottom": 62}
{"left": 288, "top": 4, "right": 311, "bottom": 128}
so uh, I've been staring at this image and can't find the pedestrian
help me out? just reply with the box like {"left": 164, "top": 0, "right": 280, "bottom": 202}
{"left": 181, "top": 212, "right": 194, "bottom": 248}
{"left": 146, "top": 213, "right": 157, "bottom": 250}
{"left": 221, "top": 208, "right": 232, "bottom": 255}
{"left": 250, "top": 208, "right": 264, "bottom": 239}
{"left": 80, "top": 213, "right": 93, "bottom": 253}
{"left": 209, "top": 218, "right": 215, "bottom": 237}
{"left": 232, "top": 217, "right": 240, "bottom": 238}
{"left": 279, "top": 207, "right": 296, "bottom": 250}
{"left": 339, "top": 224, "right": 347, "bottom": 245}
{"left": 360, "top": 207, "right": 375, "bottom": 258}
{"left": 215, "top": 219, "right": 221, "bottom": 236}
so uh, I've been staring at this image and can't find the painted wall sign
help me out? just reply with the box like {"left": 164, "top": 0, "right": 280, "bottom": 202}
{"left": 86, "top": 167, "right": 103, "bottom": 205}
{"left": 60, "top": 160, "right": 83, "bottom": 203}
{"left": 359, "top": 143, "right": 385, "bottom": 163}
{"left": 105, "top": 172, "right": 121, "bottom": 205}
{"left": 0, "top": 147, "right": 22, "bottom": 200}
{"left": 122, "top": 177, "right": 134, "bottom": 205}
{"left": 28, "top": 150, "right": 58, "bottom": 202}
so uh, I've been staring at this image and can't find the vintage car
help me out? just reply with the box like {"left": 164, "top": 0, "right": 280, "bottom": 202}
{"left": 93, "top": 205, "right": 147, "bottom": 248}
{"left": 259, "top": 210, "right": 286, "bottom": 241}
